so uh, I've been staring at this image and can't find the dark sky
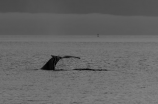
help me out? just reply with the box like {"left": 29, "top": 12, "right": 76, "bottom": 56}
{"left": 0, "top": 0, "right": 158, "bottom": 35}
{"left": 1, "top": 0, "right": 158, "bottom": 16}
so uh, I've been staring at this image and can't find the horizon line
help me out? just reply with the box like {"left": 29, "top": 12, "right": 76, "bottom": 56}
{"left": 0, "top": 12, "right": 158, "bottom": 18}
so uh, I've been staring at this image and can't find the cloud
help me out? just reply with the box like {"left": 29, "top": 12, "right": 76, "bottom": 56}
{"left": 1, "top": 0, "right": 158, "bottom": 16}
{"left": 0, "top": 13, "right": 158, "bottom": 35}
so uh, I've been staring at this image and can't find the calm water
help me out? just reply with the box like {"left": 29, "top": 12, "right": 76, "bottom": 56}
{"left": 1, "top": 35, "right": 158, "bottom": 42}
{"left": 1, "top": 37, "right": 158, "bottom": 103}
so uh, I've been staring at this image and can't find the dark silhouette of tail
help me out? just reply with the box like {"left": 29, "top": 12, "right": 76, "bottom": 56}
{"left": 41, "top": 56, "right": 62, "bottom": 70}
{"left": 41, "top": 55, "right": 80, "bottom": 70}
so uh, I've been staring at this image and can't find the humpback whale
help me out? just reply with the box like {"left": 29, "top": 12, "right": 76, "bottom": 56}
{"left": 41, "top": 55, "right": 80, "bottom": 70}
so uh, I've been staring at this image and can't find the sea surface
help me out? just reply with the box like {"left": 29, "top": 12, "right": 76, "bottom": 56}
{"left": 1, "top": 35, "right": 158, "bottom": 103}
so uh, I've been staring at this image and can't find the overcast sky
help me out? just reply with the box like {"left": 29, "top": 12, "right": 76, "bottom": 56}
{"left": 0, "top": 0, "right": 158, "bottom": 35}
{"left": 1, "top": 0, "right": 158, "bottom": 16}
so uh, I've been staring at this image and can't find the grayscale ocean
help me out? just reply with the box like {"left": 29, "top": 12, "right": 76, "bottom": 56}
{"left": 1, "top": 35, "right": 158, "bottom": 104}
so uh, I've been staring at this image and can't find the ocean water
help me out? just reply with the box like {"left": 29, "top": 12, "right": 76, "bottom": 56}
{"left": 1, "top": 35, "right": 158, "bottom": 42}
{"left": 1, "top": 35, "right": 158, "bottom": 103}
